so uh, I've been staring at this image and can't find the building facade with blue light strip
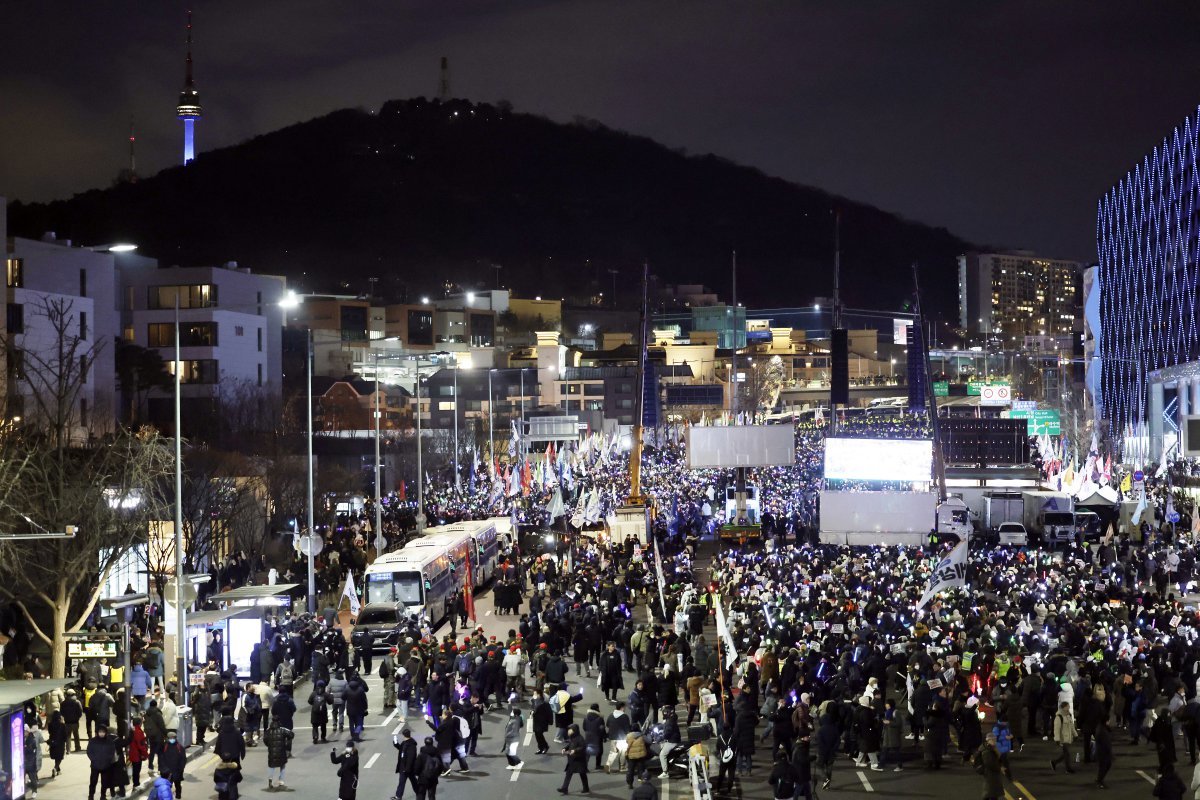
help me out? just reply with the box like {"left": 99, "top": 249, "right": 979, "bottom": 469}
{"left": 1097, "top": 103, "right": 1200, "bottom": 463}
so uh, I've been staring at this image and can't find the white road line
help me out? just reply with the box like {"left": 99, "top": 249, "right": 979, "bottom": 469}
{"left": 365, "top": 753, "right": 380, "bottom": 769}
{"left": 661, "top": 773, "right": 670, "bottom": 800}
{"left": 857, "top": 770, "right": 874, "bottom": 792}
{"left": 383, "top": 708, "right": 398, "bottom": 726}
{"left": 1137, "top": 769, "right": 1156, "bottom": 785}
{"left": 392, "top": 723, "right": 405, "bottom": 736}
{"left": 524, "top": 731, "right": 533, "bottom": 747}
{"left": 486, "top": 609, "right": 493, "bottom": 616}
{"left": 510, "top": 762, "right": 523, "bottom": 782}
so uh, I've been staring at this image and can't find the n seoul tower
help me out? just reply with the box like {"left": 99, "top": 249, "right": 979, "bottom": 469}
{"left": 176, "top": 11, "right": 202, "bottom": 165}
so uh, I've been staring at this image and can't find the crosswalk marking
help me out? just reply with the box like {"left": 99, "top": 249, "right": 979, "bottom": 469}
{"left": 365, "top": 753, "right": 380, "bottom": 769}
{"left": 392, "top": 722, "right": 405, "bottom": 736}
{"left": 510, "top": 762, "right": 523, "bottom": 781}
{"left": 856, "top": 770, "right": 874, "bottom": 792}
{"left": 1136, "top": 770, "right": 1156, "bottom": 785}
{"left": 383, "top": 708, "right": 398, "bottom": 726}
{"left": 661, "top": 772, "right": 670, "bottom": 800}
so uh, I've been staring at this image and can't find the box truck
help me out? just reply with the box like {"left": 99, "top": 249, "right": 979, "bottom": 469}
{"left": 1022, "top": 490, "right": 1075, "bottom": 546}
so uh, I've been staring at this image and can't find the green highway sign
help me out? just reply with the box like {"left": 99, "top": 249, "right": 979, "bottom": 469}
{"left": 1005, "top": 408, "right": 1061, "bottom": 436}
{"left": 967, "top": 380, "right": 1010, "bottom": 396}
{"left": 933, "top": 381, "right": 949, "bottom": 397}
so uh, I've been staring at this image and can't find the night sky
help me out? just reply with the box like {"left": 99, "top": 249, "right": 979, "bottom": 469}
{"left": 3, "top": 1, "right": 1200, "bottom": 262}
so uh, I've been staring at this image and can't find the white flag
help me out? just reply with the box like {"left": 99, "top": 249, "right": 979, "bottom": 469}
{"left": 342, "top": 571, "right": 361, "bottom": 616}
{"left": 713, "top": 595, "right": 738, "bottom": 668}
{"left": 917, "top": 540, "right": 969, "bottom": 609}
{"left": 652, "top": 541, "right": 668, "bottom": 618}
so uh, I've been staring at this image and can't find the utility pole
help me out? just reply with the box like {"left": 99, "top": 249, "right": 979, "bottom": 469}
{"left": 730, "top": 250, "right": 738, "bottom": 418}
{"left": 439, "top": 56, "right": 451, "bottom": 102}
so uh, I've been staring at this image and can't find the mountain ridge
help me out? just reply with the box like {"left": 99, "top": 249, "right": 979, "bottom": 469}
{"left": 6, "top": 97, "right": 975, "bottom": 314}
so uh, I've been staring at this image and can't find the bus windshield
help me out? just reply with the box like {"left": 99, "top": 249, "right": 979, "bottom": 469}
{"left": 365, "top": 571, "right": 423, "bottom": 605}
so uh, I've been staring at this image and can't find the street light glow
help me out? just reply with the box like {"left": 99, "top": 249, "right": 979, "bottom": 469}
{"left": 279, "top": 290, "right": 301, "bottom": 309}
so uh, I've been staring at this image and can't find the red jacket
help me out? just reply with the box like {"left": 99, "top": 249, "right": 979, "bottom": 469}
{"left": 129, "top": 727, "right": 149, "bottom": 762}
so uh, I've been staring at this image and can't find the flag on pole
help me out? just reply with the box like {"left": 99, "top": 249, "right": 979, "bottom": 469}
{"left": 917, "top": 540, "right": 969, "bottom": 609}
{"left": 342, "top": 571, "right": 361, "bottom": 616}
{"left": 652, "top": 539, "right": 668, "bottom": 619}
{"left": 1132, "top": 491, "right": 1148, "bottom": 525}
{"left": 714, "top": 595, "right": 738, "bottom": 669}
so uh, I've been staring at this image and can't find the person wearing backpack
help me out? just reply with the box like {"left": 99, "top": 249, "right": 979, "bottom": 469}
{"left": 274, "top": 659, "right": 295, "bottom": 690}
{"left": 308, "top": 680, "right": 330, "bottom": 744}
{"left": 143, "top": 644, "right": 166, "bottom": 693}
{"left": 238, "top": 684, "right": 263, "bottom": 746}
{"left": 328, "top": 669, "right": 349, "bottom": 734}
{"left": 551, "top": 683, "right": 584, "bottom": 743}
{"left": 414, "top": 737, "right": 441, "bottom": 800}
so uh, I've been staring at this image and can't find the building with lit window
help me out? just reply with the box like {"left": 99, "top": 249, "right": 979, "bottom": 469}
{"left": 958, "top": 251, "right": 1081, "bottom": 344}
{"left": 119, "top": 260, "right": 285, "bottom": 434}
{"left": 1097, "top": 104, "right": 1200, "bottom": 461}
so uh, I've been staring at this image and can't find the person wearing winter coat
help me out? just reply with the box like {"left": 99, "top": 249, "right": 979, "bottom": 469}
{"left": 973, "top": 734, "right": 1005, "bottom": 800}
{"left": 143, "top": 699, "right": 167, "bottom": 770}
{"left": 130, "top": 664, "right": 152, "bottom": 707}
{"left": 191, "top": 685, "right": 213, "bottom": 748}
{"left": 582, "top": 703, "right": 606, "bottom": 771}
{"left": 149, "top": 774, "right": 175, "bottom": 800}
{"left": 214, "top": 712, "right": 247, "bottom": 766}
{"left": 957, "top": 697, "right": 984, "bottom": 764}
{"left": 768, "top": 750, "right": 797, "bottom": 800}
{"left": 86, "top": 724, "right": 117, "bottom": 800}
{"left": 128, "top": 717, "right": 149, "bottom": 787}
{"left": 23, "top": 725, "right": 43, "bottom": 799}
{"left": 263, "top": 717, "right": 294, "bottom": 789}
{"left": 328, "top": 670, "right": 349, "bottom": 733}
{"left": 331, "top": 740, "right": 360, "bottom": 800}
{"left": 815, "top": 712, "right": 839, "bottom": 789}
{"left": 631, "top": 772, "right": 659, "bottom": 800}
{"left": 271, "top": 687, "right": 297, "bottom": 732}
{"left": 1094, "top": 718, "right": 1113, "bottom": 789}
{"left": 413, "top": 739, "right": 441, "bottom": 800}
{"left": 344, "top": 673, "right": 369, "bottom": 741}
{"left": 853, "top": 695, "right": 882, "bottom": 770}
{"left": 1155, "top": 765, "right": 1187, "bottom": 800}
{"left": 604, "top": 702, "right": 631, "bottom": 772}
{"left": 1152, "top": 708, "right": 1179, "bottom": 771}
{"left": 61, "top": 689, "right": 85, "bottom": 752}
{"left": 89, "top": 687, "right": 114, "bottom": 733}
{"left": 559, "top": 724, "right": 591, "bottom": 795}
{"left": 158, "top": 730, "right": 187, "bottom": 798}
{"left": 733, "top": 705, "right": 758, "bottom": 776}
{"left": 393, "top": 726, "right": 418, "bottom": 798}
{"left": 599, "top": 642, "right": 624, "bottom": 702}
{"left": 924, "top": 701, "right": 949, "bottom": 770}
{"left": 504, "top": 707, "right": 524, "bottom": 768}
{"left": 309, "top": 681, "right": 331, "bottom": 744}
{"left": 625, "top": 727, "right": 651, "bottom": 787}
{"left": 1050, "top": 701, "right": 1077, "bottom": 773}
{"left": 213, "top": 759, "right": 243, "bottom": 800}
{"left": 47, "top": 710, "right": 68, "bottom": 777}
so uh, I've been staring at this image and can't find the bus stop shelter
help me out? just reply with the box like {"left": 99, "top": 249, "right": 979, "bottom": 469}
{"left": 206, "top": 584, "right": 300, "bottom": 677}
{"left": 1, "top": 679, "right": 73, "bottom": 800}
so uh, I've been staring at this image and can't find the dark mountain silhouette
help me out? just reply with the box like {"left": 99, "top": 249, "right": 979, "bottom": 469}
{"left": 7, "top": 98, "right": 973, "bottom": 314}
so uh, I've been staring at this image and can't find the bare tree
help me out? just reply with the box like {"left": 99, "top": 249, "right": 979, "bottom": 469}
{"left": 17, "top": 297, "right": 101, "bottom": 450}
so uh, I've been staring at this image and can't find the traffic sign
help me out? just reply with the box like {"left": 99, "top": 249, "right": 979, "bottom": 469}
{"left": 1005, "top": 408, "right": 1061, "bottom": 435}
{"left": 968, "top": 380, "right": 1010, "bottom": 396}
{"left": 978, "top": 384, "right": 1011, "bottom": 406}
{"left": 933, "top": 381, "right": 949, "bottom": 397}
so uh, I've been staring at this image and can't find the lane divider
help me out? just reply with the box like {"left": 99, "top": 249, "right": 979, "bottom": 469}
{"left": 364, "top": 753, "right": 380, "bottom": 769}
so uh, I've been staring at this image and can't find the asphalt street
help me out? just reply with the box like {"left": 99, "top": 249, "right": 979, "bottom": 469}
{"left": 157, "top": 585, "right": 1170, "bottom": 800}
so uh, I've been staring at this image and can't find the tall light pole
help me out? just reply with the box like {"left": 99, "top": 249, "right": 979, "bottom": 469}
{"left": 413, "top": 356, "right": 426, "bottom": 532}
{"left": 488, "top": 368, "right": 495, "bottom": 461}
{"left": 173, "top": 296, "right": 185, "bottom": 697}
{"left": 519, "top": 368, "right": 526, "bottom": 456}
{"left": 452, "top": 356, "right": 460, "bottom": 490}
{"left": 374, "top": 351, "right": 383, "bottom": 545}
{"left": 305, "top": 328, "right": 316, "bottom": 612}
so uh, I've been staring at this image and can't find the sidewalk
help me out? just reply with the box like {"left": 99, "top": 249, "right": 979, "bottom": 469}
{"left": 33, "top": 741, "right": 210, "bottom": 800}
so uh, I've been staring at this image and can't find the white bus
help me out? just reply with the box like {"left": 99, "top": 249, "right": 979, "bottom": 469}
{"left": 405, "top": 520, "right": 500, "bottom": 588}
{"left": 363, "top": 548, "right": 454, "bottom": 624}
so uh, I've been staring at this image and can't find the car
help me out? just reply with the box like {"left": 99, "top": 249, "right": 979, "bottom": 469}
{"left": 350, "top": 602, "right": 407, "bottom": 652}
{"left": 996, "top": 522, "right": 1028, "bottom": 547}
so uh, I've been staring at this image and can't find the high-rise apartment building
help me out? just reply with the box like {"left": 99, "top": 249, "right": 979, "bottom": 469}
{"left": 958, "top": 251, "right": 1081, "bottom": 344}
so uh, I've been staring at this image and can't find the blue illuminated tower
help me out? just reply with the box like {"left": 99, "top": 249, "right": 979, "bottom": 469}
{"left": 176, "top": 11, "right": 201, "bottom": 164}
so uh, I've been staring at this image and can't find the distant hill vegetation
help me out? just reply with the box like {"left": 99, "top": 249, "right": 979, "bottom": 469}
{"left": 7, "top": 98, "right": 973, "bottom": 313}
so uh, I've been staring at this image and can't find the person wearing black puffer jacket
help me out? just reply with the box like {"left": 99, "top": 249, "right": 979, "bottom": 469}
{"left": 814, "top": 712, "right": 840, "bottom": 791}
{"left": 215, "top": 711, "right": 247, "bottom": 766}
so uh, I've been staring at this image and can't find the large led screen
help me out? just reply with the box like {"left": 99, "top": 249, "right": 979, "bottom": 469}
{"left": 823, "top": 437, "right": 933, "bottom": 483}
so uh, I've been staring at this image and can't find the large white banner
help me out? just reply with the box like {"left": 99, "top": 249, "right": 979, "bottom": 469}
{"left": 917, "top": 540, "right": 969, "bottom": 608}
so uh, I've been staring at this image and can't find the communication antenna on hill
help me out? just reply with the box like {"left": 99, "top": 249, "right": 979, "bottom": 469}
{"left": 439, "top": 57, "right": 451, "bottom": 101}
{"left": 117, "top": 117, "right": 139, "bottom": 184}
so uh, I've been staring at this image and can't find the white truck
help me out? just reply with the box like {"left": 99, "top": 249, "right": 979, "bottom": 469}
{"left": 1021, "top": 490, "right": 1076, "bottom": 547}
{"left": 983, "top": 492, "right": 1024, "bottom": 530}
